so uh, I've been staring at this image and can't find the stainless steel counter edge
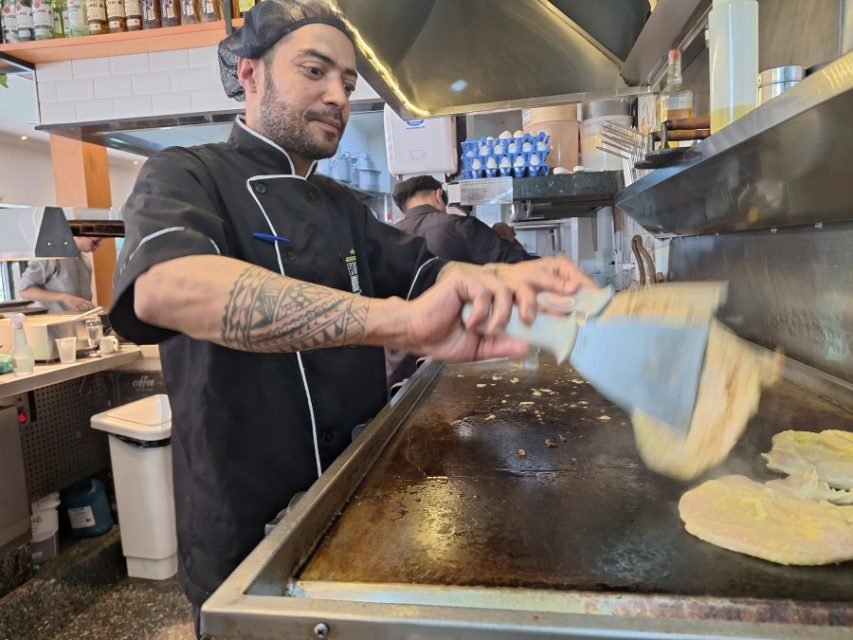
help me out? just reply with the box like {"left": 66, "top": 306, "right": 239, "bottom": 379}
{"left": 0, "top": 348, "right": 143, "bottom": 397}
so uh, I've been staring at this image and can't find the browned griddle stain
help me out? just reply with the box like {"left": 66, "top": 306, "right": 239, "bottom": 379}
{"left": 298, "top": 359, "right": 853, "bottom": 623}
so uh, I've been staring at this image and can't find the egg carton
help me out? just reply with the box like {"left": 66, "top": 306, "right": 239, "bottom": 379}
{"left": 459, "top": 132, "right": 551, "bottom": 180}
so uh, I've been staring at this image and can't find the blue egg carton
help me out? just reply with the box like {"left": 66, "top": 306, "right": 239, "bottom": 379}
{"left": 459, "top": 133, "right": 551, "bottom": 180}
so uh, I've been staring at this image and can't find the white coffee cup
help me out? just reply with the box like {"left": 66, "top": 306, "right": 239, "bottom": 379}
{"left": 98, "top": 335, "right": 119, "bottom": 356}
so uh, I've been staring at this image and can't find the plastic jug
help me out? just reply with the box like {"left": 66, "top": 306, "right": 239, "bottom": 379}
{"left": 61, "top": 478, "right": 113, "bottom": 538}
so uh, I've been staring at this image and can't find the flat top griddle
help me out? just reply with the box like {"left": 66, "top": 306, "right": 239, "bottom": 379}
{"left": 298, "top": 359, "right": 853, "bottom": 606}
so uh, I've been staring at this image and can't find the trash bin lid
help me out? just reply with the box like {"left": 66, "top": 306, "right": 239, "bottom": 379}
{"left": 91, "top": 394, "right": 172, "bottom": 441}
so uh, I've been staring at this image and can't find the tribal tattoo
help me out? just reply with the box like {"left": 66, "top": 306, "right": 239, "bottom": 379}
{"left": 221, "top": 266, "right": 369, "bottom": 352}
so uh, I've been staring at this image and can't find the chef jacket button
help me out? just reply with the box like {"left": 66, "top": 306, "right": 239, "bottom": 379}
{"left": 254, "top": 182, "right": 267, "bottom": 195}
{"left": 319, "top": 429, "right": 334, "bottom": 443}
{"left": 306, "top": 189, "right": 317, "bottom": 202}
{"left": 285, "top": 250, "right": 297, "bottom": 262}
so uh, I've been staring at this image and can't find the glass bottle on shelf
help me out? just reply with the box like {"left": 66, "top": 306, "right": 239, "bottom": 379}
{"left": 106, "top": 0, "right": 125, "bottom": 31}
{"left": 657, "top": 49, "right": 693, "bottom": 125}
{"left": 178, "top": 0, "right": 197, "bottom": 24}
{"left": 86, "top": 0, "right": 107, "bottom": 33}
{"left": 159, "top": 0, "right": 178, "bottom": 26}
{"left": 141, "top": 0, "right": 158, "bottom": 28}
{"left": 16, "top": 0, "right": 34, "bottom": 41}
{"left": 124, "top": 0, "right": 140, "bottom": 29}
{"left": 32, "top": 0, "right": 55, "bottom": 39}
{"left": 2, "top": 0, "right": 20, "bottom": 42}
{"left": 53, "top": 0, "right": 64, "bottom": 36}
{"left": 200, "top": 0, "right": 218, "bottom": 22}
{"left": 64, "top": 0, "right": 86, "bottom": 35}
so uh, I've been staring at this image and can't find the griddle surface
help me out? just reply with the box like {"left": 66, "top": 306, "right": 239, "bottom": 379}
{"left": 300, "top": 359, "right": 853, "bottom": 603}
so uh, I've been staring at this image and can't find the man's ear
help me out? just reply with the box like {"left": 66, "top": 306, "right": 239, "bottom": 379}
{"left": 237, "top": 58, "right": 262, "bottom": 96}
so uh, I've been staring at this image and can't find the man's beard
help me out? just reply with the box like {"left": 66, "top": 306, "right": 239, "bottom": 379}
{"left": 259, "top": 74, "right": 345, "bottom": 160}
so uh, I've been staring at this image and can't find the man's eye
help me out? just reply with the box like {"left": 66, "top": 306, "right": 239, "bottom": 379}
{"left": 306, "top": 66, "right": 324, "bottom": 77}
{"left": 344, "top": 83, "right": 356, "bottom": 95}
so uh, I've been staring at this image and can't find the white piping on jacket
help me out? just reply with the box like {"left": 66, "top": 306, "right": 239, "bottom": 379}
{"left": 121, "top": 226, "right": 221, "bottom": 273}
{"left": 406, "top": 256, "right": 441, "bottom": 300}
{"left": 246, "top": 173, "right": 323, "bottom": 479}
{"left": 235, "top": 116, "right": 318, "bottom": 179}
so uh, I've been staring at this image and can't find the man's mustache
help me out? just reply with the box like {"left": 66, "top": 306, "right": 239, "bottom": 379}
{"left": 306, "top": 109, "right": 345, "bottom": 129}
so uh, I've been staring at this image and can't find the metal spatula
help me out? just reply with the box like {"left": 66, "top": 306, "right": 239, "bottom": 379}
{"left": 462, "top": 287, "right": 712, "bottom": 434}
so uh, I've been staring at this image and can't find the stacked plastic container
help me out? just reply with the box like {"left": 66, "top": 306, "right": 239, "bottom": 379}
{"left": 459, "top": 131, "right": 551, "bottom": 180}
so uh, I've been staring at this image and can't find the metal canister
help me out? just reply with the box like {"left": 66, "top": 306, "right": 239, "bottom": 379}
{"left": 758, "top": 65, "right": 805, "bottom": 105}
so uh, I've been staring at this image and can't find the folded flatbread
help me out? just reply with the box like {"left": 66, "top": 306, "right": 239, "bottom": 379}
{"left": 679, "top": 474, "right": 853, "bottom": 565}
{"left": 763, "top": 430, "right": 853, "bottom": 490}
{"left": 766, "top": 468, "right": 853, "bottom": 505}
{"left": 601, "top": 286, "right": 782, "bottom": 480}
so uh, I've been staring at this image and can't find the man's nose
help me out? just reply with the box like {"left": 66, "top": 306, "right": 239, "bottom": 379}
{"left": 323, "top": 77, "right": 350, "bottom": 109}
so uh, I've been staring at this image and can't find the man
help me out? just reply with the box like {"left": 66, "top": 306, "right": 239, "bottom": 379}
{"left": 108, "top": 1, "right": 592, "bottom": 635}
{"left": 19, "top": 237, "right": 100, "bottom": 312}
{"left": 393, "top": 175, "right": 533, "bottom": 264}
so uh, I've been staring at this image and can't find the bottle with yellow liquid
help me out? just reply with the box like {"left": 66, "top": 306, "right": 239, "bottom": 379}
{"left": 708, "top": 0, "right": 758, "bottom": 133}
{"left": 658, "top": 49, "right": 693, "bottom": 125}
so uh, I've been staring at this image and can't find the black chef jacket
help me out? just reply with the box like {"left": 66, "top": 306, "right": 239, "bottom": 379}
{"left": 395, "top": 204, "right": 534, "bottom": 264}
{"left": 109, "top": 117, "right": 444, "bottom": 607}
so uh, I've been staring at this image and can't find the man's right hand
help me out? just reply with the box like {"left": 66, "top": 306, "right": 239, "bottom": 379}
{"left": 62, "top": 294, "right": 95, "bottom": 312}
{"left": 388, "top": 256, "right": 592, "bottom": 363}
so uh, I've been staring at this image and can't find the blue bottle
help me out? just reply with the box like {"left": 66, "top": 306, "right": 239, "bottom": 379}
{"left": 61, "top": 478, "right": 114, "bottom": 538}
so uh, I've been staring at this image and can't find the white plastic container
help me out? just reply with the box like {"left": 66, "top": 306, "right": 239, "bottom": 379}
{"left": 580, "top": 115, "right": 632, "bottom": 171}
{"left": 31, "top": 491, "right": 60, "bottom": 562}
{"left": 384, "top": 105, "right": 458, "bottom": 176}
{"left": 91, "top": 394, "right": 177, "bottom": 580}
{"left": 708, "top": 0, "right": 758, "bottom": 133}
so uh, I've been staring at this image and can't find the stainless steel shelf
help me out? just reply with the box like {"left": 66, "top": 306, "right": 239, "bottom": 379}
{"left": 615, "top": 51, "right": 853, "bottom": 236}
{"left": 448, "top": 172, "right": 623, "bottom": 219}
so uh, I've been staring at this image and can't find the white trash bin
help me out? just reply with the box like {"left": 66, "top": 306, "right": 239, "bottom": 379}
{"left": 91, "top": 394, "right": 177, "bottom": 580}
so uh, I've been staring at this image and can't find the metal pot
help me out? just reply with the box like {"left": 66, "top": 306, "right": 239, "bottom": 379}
{"left": 758, "top": 65, "right": 804, "bottom": 105}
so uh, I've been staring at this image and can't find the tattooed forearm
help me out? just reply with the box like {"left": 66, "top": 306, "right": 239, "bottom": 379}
{"left": 221, "top": 266, "right": 370, "bottom": 352}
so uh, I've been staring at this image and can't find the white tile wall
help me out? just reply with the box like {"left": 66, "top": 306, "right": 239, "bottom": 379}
{"left": 114, "top": 95, "right": 154, "bottom": 119}
{"left": 34, "top": 46, "right": 374, "bottom": 130}
{"left": 71, "top": 57, "right": 113, "bottom": 79}
{"left": 94, "top": 75, "right": 133, "bottom": 99}
{"left": 188, "top": 46, "right": 216, "bottom": 68}
{"left": 35, "top": 60, "right": 73, "bottom": 82}
{"left": 36, "top": 46, "right": 242, "bottom": 125}
{"left": 76, "top": 98, "right": 116, "bottom": 122}
{"left": 152, "top": 91, "right": 193, "bottom": 114}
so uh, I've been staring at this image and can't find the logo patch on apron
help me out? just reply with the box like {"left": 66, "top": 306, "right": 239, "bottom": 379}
{"left": 345, "top": 250, "right": 361, "bottom": 294}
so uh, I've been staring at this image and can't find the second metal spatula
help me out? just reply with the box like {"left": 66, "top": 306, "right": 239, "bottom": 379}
{"left": 462, "top": 286, "right": 713, "bottom": 435}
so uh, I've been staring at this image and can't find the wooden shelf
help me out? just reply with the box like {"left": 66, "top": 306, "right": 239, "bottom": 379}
{"left": 0, "top": 19, "right": 243, "bottom": 65}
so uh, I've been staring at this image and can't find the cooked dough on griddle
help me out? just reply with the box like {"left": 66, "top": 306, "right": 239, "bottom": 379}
{"left": 763, "top": 430, "right": 853, "bottom": 490}
{"left": 679, "top": 474, "right": 853, "bottom": 565}
{"left": 766, "top": 468, "right": 853, "bottom": 505}
{"left": 601, "top": 286, "right": 782, "bottom": 481}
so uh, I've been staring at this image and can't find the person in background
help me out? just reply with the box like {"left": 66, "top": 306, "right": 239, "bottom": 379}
{"left": 107, "top": 2, "right": 593, "bottom": 636}
{"left": 387, "top": 176, "right": 536, "bottom": 387}
{"left": 493, "top": 222, "right": 528, "bottom": 253}
{"left": 18, "top": 237, "right": 100, "bottom": 312}
{"left": 393, "top": 175, "right": 534, "bottom": 264}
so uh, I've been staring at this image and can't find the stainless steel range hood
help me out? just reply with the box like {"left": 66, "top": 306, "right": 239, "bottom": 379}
{"left": 331, "top": 0, "right": 650, "bottom": 118}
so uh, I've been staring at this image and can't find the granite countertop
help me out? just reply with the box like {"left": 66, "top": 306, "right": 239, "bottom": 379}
{"left": 0, "top": 528, "right": 193, "bottom": 640}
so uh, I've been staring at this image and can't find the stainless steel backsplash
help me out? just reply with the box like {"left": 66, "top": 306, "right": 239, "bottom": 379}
{"left": 669, "top": 222, "right": 853, "bottom": 384}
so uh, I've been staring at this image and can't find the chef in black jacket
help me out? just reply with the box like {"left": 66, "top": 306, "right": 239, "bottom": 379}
{"left": 108, "top": 1, "right": 594, "bottom": 634}
{"left": 393, "top": 175, "right": 535, "bottom": 264}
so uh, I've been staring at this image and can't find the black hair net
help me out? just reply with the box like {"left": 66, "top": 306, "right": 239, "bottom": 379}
{"left": 218, "top": 0, "right": 353, "bottom": 101}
